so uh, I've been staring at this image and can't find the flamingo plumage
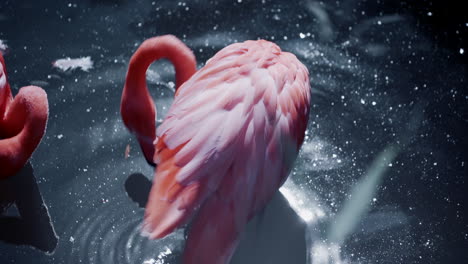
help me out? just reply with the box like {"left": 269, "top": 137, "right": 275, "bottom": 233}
{"left": 0, "top": 53, "right": 49, "bottom": 179}
{"left": 121, "top": 35, "right": 310, "bottom": 264}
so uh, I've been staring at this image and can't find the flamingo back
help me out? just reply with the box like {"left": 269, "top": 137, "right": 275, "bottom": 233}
{"left": 143, "top": 39, "right": 310, "bottom": 263}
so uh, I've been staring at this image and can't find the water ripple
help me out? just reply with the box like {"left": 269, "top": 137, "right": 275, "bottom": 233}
{"left": 58, "top": 196, "right": 183, "bottom": 264}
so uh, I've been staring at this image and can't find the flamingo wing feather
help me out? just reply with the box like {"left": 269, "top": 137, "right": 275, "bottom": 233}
{"left": 143, "top": 70, "right": 251, "bottom": 239}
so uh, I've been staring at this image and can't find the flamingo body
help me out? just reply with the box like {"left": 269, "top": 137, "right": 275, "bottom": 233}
{"left": 121, "top": 35, "right": 310, "bottom": 264}
{"left": 0, "top": 54, "right": 49, "bottom": 179}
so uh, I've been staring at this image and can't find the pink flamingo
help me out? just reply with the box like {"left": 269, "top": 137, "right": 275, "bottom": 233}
{"left": 121, "top": 35, "right": 310, "bottom": 264}
{"left": 0, "top": 53, "right": 48, "bottom": 179}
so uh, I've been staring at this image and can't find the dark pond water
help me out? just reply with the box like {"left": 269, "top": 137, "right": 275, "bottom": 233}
{"left": 0, "top": 0, "right": 466, "bottom": 263}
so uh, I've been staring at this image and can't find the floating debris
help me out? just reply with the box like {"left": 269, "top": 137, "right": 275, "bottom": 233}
{"left": 125, "top": 144, "right": 131, "bottom": 159}
{"left": 0, "top": 39, "right": 8, "bottom": 53}
{"left": 53, "top": 56, "right": 93, "bottom": 72}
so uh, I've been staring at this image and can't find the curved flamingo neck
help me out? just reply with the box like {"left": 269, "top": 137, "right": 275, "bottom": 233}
{"left": 126, "top": 35, "right": 197, "bottom": 93}
{"left": 121, "top": 35, "right": 196, "bottom": 164}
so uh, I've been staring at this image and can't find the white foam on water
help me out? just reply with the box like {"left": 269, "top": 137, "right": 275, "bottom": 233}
{"left": 0, "top": 39, "right": 7, "bottom": 52}
{"left": 53, "top": 56, "right": 93, "bottom": 72}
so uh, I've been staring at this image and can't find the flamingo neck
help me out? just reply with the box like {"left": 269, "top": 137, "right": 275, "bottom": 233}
{"left": 120, "top": 35, "right": 196, "bottom": 164}
{"left": 125, "top": 35, "right": 197, "bottom": 95}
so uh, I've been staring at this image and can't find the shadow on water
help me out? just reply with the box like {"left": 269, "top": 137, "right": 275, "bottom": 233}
{"left": 124, "top": 172, "right": 307, "bottom": 264}
{"left": 232, "top": 192, "right": 308, "bottom": 264}
{"left": 124, "top": 172, "right": 152, "bottom": 209}
{"left": 0, "top": 163, "right": 58, "bottom": 253}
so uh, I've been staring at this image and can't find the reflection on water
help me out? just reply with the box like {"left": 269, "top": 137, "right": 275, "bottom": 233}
{"left": 0, "top": 163, "right": 58, "bottom": 253}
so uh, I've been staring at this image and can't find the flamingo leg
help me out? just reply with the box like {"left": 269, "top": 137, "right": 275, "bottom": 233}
{"left": 183, "top": 166, "right": 252, "bottom": 264}
{"left": 0, "top": 86, "right": 48, "bottom": 179}
{"left": 183, "top": 191, "right": 249, "bottom": 264}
